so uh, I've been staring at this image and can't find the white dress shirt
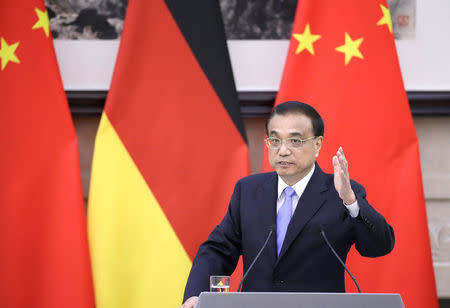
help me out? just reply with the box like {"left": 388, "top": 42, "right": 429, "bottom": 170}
{"left": 276, "top": 164, "right": 360, "bottom": 218}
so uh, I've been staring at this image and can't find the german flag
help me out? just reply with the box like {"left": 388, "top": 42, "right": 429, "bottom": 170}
{"left": 87, "top": 0, "right": 249, "bottom": 307}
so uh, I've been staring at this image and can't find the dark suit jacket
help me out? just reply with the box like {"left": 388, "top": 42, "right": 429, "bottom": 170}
{"left": 183, "top": 164, "right": 394, "bottom": 301}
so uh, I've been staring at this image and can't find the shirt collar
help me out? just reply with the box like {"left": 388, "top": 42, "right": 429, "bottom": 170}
{"left": 277, "top": 164, "right": 315, "bottom": 200}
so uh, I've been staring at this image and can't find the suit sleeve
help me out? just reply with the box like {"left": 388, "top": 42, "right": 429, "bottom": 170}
{"left": 351, "top": 182, "right": 395, "bottom": 257}
{"left": 182, "top": 181, "right": 243, "bottom": 302}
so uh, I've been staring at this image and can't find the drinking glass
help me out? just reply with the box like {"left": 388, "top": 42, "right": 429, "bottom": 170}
{"left": 209, "top": 275, "right": 230, "bottom": 292}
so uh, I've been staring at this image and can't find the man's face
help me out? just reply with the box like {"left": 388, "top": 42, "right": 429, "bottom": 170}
{"left": 267, "top": 113, "right": 323, "bottom": 186}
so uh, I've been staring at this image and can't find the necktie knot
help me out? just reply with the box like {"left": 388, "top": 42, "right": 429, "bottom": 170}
{"left": 284, "top": 186, "right": 295, "bottom": 198}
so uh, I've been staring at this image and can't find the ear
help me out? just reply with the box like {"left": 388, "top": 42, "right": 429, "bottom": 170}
{"left": 314, "top": 136, "right": 323, "bottom": 156}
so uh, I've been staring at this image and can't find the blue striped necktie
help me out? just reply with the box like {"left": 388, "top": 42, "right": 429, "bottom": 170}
{"left": 277, "top": 186, "right": 296, "bottom": 256}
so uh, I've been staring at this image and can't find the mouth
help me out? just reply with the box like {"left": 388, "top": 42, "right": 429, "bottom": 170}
{"left": 277, "top": 161, "right": 293, "bottom": 168}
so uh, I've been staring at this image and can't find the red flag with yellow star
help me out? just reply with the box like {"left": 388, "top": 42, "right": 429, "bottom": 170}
{"left": 0, "top": 1, "right": 95, "bottom": 307}
{"left": 264, "top": 0, "right": 438, "bottom": 307}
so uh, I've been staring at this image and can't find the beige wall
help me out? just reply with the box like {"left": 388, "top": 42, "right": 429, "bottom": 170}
{"left": 74, "top": 114, "right": 450, "bottom": 298}
{"left": 415, "top": 117, "right": 450, "bottom": 298}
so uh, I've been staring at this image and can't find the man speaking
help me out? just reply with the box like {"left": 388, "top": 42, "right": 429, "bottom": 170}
{"left": 181, "top": 101, "right": 395, "bottom": 308}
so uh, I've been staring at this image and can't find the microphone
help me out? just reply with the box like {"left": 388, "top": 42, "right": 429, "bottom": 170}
{"left": 237, "top": 225, "right": 276, "bottom": 292}
{"left": 319, "top": 225, "right": 361, "bottom": 293}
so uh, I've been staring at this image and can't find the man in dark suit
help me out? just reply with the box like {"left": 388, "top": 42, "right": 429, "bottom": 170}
{"left": 181, "top": 101, "right": 395, "bottom": 308}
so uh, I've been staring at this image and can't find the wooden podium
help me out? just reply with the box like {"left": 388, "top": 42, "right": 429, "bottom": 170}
{"left": 195, "top": 292, "right": 405, "bottom": 308}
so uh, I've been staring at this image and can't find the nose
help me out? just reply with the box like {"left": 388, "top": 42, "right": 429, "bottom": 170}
{"left": 278, "top": 141, "right": 291, "bottom": 156}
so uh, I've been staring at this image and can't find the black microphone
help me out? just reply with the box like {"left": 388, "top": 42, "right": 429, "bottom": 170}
{"left": 237, "top": 225, "right": 276, "bottom": 292}
{"left": 319, "top": 225, "right": 361, "bottom": 293}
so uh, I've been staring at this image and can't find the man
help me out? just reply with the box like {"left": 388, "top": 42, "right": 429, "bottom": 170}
{"left": 181, "top": 101, "right": 395, "bottom": 308}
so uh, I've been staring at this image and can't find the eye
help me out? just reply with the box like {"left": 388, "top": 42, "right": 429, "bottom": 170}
{"left": 289, "top": 138, "right": 302, "bottom": 146}
{"left": 270, "top": 138, "right": 281, "bottom": 146}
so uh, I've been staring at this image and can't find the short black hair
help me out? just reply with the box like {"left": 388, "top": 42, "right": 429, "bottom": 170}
{"left": 265, "top": 101, "right": 324, "bottom": 137}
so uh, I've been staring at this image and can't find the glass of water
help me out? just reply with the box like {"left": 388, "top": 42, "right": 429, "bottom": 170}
{"left": 210, "top": 275, "right": 230, "bottom": 292}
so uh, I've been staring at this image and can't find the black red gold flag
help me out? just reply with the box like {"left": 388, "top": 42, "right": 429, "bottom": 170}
{"left": 88, "top": 1, "right": 249, "bottom": 307}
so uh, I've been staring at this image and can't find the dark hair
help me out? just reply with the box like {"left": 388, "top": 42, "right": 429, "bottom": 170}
{"left": 265, "top": 101, "right": 324, "bottom": 137}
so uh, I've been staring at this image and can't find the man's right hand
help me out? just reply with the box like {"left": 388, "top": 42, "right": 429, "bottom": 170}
{"left": 180, "top": 296, "right": 198, "bottom": 308}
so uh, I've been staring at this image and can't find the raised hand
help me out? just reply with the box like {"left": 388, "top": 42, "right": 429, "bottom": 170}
{"left": 333, "top": 147, "right": 356, "bottom": 205}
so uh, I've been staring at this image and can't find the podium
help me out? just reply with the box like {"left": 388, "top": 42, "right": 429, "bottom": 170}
{"left": 195, "top": 292, "right": 405, "bottom": 308}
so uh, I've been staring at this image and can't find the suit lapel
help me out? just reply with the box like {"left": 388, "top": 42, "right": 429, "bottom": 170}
{"left": 255, "top": 172, "right": 278, "bottom": 267}
{"left": 276, "top": 165, "right": 328, "bottom": 264}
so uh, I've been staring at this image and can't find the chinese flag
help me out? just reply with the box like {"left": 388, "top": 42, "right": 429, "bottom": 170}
{"left": 87, "top": 0, "right": 249, "bottom": 307}
{"left": 0, "top": 1, "right": 94, "bottom": 307}
{"left": 263, "top": 0, "right": 438, "bottom": 307}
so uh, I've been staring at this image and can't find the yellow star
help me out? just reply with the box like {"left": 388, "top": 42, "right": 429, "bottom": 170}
{"left": 335, "top": 33, "right": 364, "bottom": 65}
{"left": 0, "top": 37, "right": 20, "bottom": 71}
{"left": 377, "top": 4, "right": 393, "bottom": 33}
{"left": 292, "top": 24, "right": 321, "bottom": 55}
{"left": 32, "top": 8, "right": 50, "bottom": 37}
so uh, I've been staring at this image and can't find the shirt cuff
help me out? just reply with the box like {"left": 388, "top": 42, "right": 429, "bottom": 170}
{"left": 344, "top": 200, "right": 360, "bottom": 218}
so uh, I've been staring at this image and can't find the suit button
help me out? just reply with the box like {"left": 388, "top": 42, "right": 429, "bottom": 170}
{"left": 280, "top": 280, "right": 285, "bottom": 284}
